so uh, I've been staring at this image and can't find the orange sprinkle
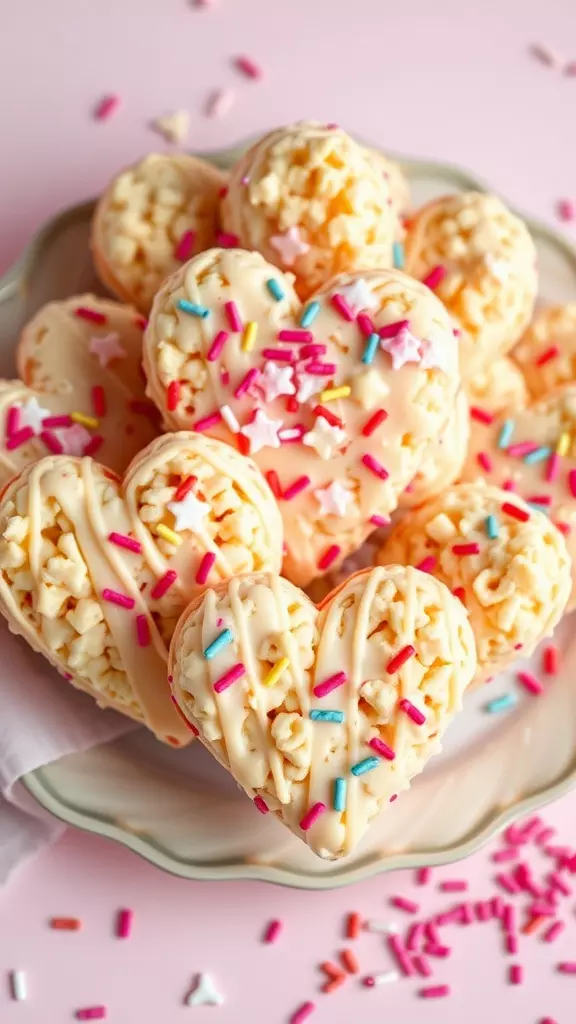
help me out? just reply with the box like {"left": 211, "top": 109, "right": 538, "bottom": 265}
{"left": 321, "top": 961, "right": 342, "bottom": 980}
{"left": 322, "top": 975, "right": 346, "bottom": 994}
{"left": 522, "top": 915, "right": 546, "bottom": 935}
{"left": 346, "top": 911, "right": 362, "bottom": 939}
{"left": 50, "top": 917, "right": 82, "bottom": 931}
{"left": 340, "top": 948, "right": 360, "bottom": 974}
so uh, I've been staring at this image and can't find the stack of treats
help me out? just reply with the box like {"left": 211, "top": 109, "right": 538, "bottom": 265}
{"left": 1, "top": 121, "right": 573, "bottom": 859}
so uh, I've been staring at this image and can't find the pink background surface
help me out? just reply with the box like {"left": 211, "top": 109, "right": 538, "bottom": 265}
{"left": 1, "top": 0, "right": 576, "bottom": 1021}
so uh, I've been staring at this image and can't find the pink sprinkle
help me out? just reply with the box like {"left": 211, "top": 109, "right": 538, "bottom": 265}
{"left": 544, "top": 921, "right": 565, "bottom": 943}
{"left": 174, "top": 229, "right": 196, "bottom": 262}
{"left": 526, "top": 493, "right": 551, "bottom": 506}
{"left": 216, "top": 231, "right": 239, "bottom": 248}
{"left": 491, "top": 896, "right": 505, "bottom": 918}
{"left": 194, "top": 411, "right": 223, "bottom": 432}
{"left": 419, "top": 985, "right": 450, "bottom": 999}
{"left": 369, "top": 514, "right": 391, "bottom": 527}
{"left": 102, "top": 588, "right": 134, "bottom": 610}
{"left": 235, "top": 367, "right": 260, "bottom": 398}
{"left": 413, "top": 955, "right": 432, "bottom": 977}
{"left": 406, "top": 922, "right": 425, "bottom": 950}
{"left": 398, "top": 697, "right": 425, "bottom": 725}
{"left": 495, "top": 873, "right": 521, "bottom": 895}
{"left": 452, "top": 542, "right": 480, "bottom": 556}
{"left": 492, "top": 848, "right": 519, "bottom": 864}
{"left": 278, "top": 329, "right": 313, "bottom": 343}
{"left": 116, "top": 908, "right": 133, "bottom": 939}
{"left": 507, "top": 441, "right": 539, "bottom": 458}
{"left": 234, "top": 54, "right": 263, "bottom": 79}
{"left": 388, "top": 934, "right": 416, "bottom": 977}
{"left": 470, "top": 406, "right": 494, "bottom": 425}
{"left": 361, "top": 452, "right": 389, "bottom": 480}
{"left": 136, "top": 615, "right": 150, "bottom": 647}
{"left": 94, "top": 93, "right": 121, "bottom": 121}
{"left": 75, "top": 307, "right": 106, "bottom": 325}
{"left": 439, "top": 880, "right": 468, "bottom": 893}
{"left": 207, "top": 330, "right": 229, "bottom": 361}
{"left": 379, "top": 318, "right": 409, "bottom": 339}
{"left": 151, "top": 570, "right": 178, "bottom": 601}
{"left": 214, "top": 663, "right": 246, "bottom": 694}
{"left": 475, "top": 901, "right": 492, "bottom": 922}
{"left": 536, "top": 345, "right": 560, "bottom": 366}
{"left": 300, "top": 344, "right": 326, "bottom": 359}
{"left": 426, "top": 944, "right": 451, "bottom": 958}
{"left": 263, "top": 919, "right": 282, "bottom": 943}
{"left": 357, "top": 313, "right": 374, "bottom": 336}
{"left": 206, "top": 87, "right": 235, "bottom": 119}
{"left": 290, "top": 1002, "right": 315, "bottom": 1024}
{"left": 369, "top": 737, "right": 395, "bottom": 761}
{"left": 416, "top": 867, "right": 432, "bottom": 886}
{"left": 509, "top": 964, "right": 523, "bottom": 985}
{"left": 390, "top": 896, "right": 420, "bottom": 915}
{"left": 502, "top": 478, "right": 517, "bottom": 492}
{"left": 40, "top": 429, "right": 64, "bottom": 454}
{"left": 254, "top": 795, "right": 269, "bottom": 814}
{"left": 477, "top": 451, "right": 493, "bottom": 473}
{"left": 6, "top": 426, "right": 34, "bottom": 450}
{"left": 305, "top": 361, "right": 336, "bottom": 375}
{"left": 196, "top": 552, "right": 216, "bottom": 585}
{"left": 83, "top": 434, "right": 104, "bottom": 458}
{"left": 557, "top": 199, "right": 576, "bottom": 223}
{"left": 314, "top": 671, "right": 347, "bottom": 698}
{"left": 517, "top": 670, "right": 544, "bottom": 695}
{"left": 262, "top": 347, "right": 295, "bottom": 362}
{"left": 422, "top": 265, "right": 446, "bottom": 290}
{"left": 569, "top": 469, "right": 576, "bottom": 497}
{"left": 330, "top": 293, "right": 355, "bottom": 321}
{"left": 299, "top": 802, "right": 326, "bottom": 832}
{"left": 318, "top": 544, "right": 341, "bottom": 571}
{"left": 415, "top": 556, "right": 436, "bottom": 574}
{"left": 458, "top": 903, "right": 474, "bottom": 925}
{"left": 546, "top": 451, "right": 561, "bottom": 482}
{"left": 225, "top": 300, "right": 243, "bottom": 332}
{"left": 503, "top": 904, "right": 516, "bottom": 933}
{"left": 75, "top": 1009, "right": 107, "bottom": 1021}
{"left": 543, "top": 644, "right": 560, "bottom": 676}
{"left": 557, "top": 962, "right": 576, "bottom": 973}
{"left": 506, "top": 934, "right": 518, "bottom": 955}
{"left": 549, "top": 871, "right": 572, "bottom": 896}
{"left": 282, "top": 475, "right": 310, "bottom": 500}
{"left": 536, "top": 826, "right": 556, "bottom": 846}
{"left": 109, "top": 532, "right": 142, "bottom": 554}
{"left": 425, "top": 921, "right": 441, "bottom": 944}
{"left": 5, "top": 405, "right": 19, "bottom": 435}
{"left": 91, "top": 385, "right": 106, "bottom": 417}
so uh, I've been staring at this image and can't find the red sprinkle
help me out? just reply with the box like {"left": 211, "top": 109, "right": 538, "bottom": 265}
{"left": 330, "top": 293, "right": 355, "bottom": 321}
{"left": 83, "top": 435, "right": 104, "bottom": 457}
{"left": 517, "top": 670, "right": 544, "bottom": 695}
{"left": 388, "top": 934, "right": 416, "bottom": 976}
{"left": 569, "top": 469, "right": 576, "bottom": 497}
{"left": 225, "top": 301, "right": 243, "bottom": 332}
{"left": 94, "top": 93, "right": 121, "bottom": 121}
{"left": 314, "top": 671, "right": 347, "bottom": 698}
{"left": 254, "top": 795, "right": 269, "bottom": 815}
{"left": 5, "top": 405, "right": 19, "bottom": 435}
{"left": 91, "top": 386, "right": 106, "bottom": 417}
{"left": 379, "top": 318, "right": 409, "bottom": 339}
{"left": 174, "top": 230, "right": 196, "bottom": 262}
{"left": 317, "top": 544, "right": 341, "bottom": 570}
{"left": 282, "top": 475, "right": 311, "bottom": 500}
{"left": 415, "top": 556, "right": 436, "bottom": 573}
{"left": 151, "top": 570, "right": 178, "bottom": 601}
{"left": 452, "top": 542, "right": 480, "bottom": 556}
{"left": 263, "top": 919, "right": 282, "bottom": 943}
{"left": 357, "top": 312, "right": 374, "bottom": 337}
{"left": 399, "top": 697, "right": 426, "bottom": 725}
{"left": 346, "top": 912, "right": 362, "bottom": 940}
{"left": 387, "top": 645, "right": 415, "bottom": 674}
{"left": 322, "top": 976, "right": 345, "bottom": 994}
{"left": 207, "top": 330, "right": 229, "bottom": 362}
{"left": 216, "top": 231, "right": 239, "bottom": 248}
{"left": 116, "top": 908, "right": 133, "bottom": 939}
{"left": 546, "top": 452, "right": 561, "bottom": 483}
{"left": 477, "top": 451, "right": 493, "bottom": 473}
{"left": 42, "top": 415, "right": 73, "bottom": 428}
{"left": 50, "top": 917, "right": 82, "bottom": 930}
{"left": 340, "top": 948, "right": 359, "bottom": 974}
{"left": 470, "top": 406, "right": 494, "bottom": 425}
{"left": 290, "top": 1003, "right": 315, "bottom": 1024}
{"left": 369, "top": 736, "right": 395, "bottom": 760}
{"left": 167, "top": 380, "right": 181, "bottom": 412}
{"left": 173, "top": 475, "right": 197, "bottom": 503}
{"left": 421, "top": 265, "right": 446, "bottom": 290}
{"left": 109, "top": 532, "right": 142, "bottom": 554}
{"left": 196, "top": 552, "right": 216, "bottom": 585}
{"left": 265, "top": 469, "right": 282, "bottom": 498}
{"left": 40, "top": 430, "right": 64, "bottom": 454}
{"left": 413, "top": 955, "right": 432, "bottom": 977}
{"left": 6, "top": 426, "right": 34, "bottom": 450}
{"left": 543, "top": 644, "right": 560, "bottom": 675}
{"left": 312, "top": 404, "right": 342, "bottom": 428}
{"left": 136, "top": 615, "right": 150, "bottom": 647}
{"left": 234, "top": 54, "right": 263, "bottom": 79}
{"left": 362, "top": 408, "right": 388, "bottom": 436}
{"left": 502, "top": 501, "right": 530, "bottom": 522}
{"left": 536, "top": 345, "right": 559, "bottom": 366}
{"left": 75, "top": 307, "right": 106, "bottom": 324}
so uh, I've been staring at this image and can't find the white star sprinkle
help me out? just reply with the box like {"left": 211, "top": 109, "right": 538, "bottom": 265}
{"left": 256, "top": 361, "right": 296, "bottom": 402}
{"left": 270, "top": 226, "right": 310, "bottom": 266}
{"left": 55, "top": 423, "right": 93, "bottom": 455}
{"left": 89, "top": 332, "right": 126, "bottom": 369}
{"left": 295, "top": 372, "right": 324, "bottom": 403}
{"left": 339, "top": 277, "right": 378, "bottom": 313}
{"left": 240, "top": 409, "right": 283, "bottom": 454}
{"left": 419, "top": 336, "right": 451, "bottom": 372}
{"left": 18, "top": 397, "right": 52, "bottom": 433}
{"left": 185, "top": 973, "right": 224, "bottom": 1007}
{"left": 351, "top": 368, "right": 390, "bottom": 410}
{"left": 168, "top": 490, "right": 210, "bottom": 532}
{"left": 314, "top": 481, "right": 352, "bottom": 517}
{"left": 303, "top": 416, "right": 346, "bottom": 460}
{"left": 380, "top": 325, "right": 422, "bottom": 370}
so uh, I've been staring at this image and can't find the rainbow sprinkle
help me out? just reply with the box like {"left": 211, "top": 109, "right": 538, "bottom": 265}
{"left": 108, "top": 532, "right": 142, "bottom": 554}
{"left": 361, "top": 453, "right": 389, "bottom": 480}
{"left": 213, "top": 663, "right": 246, "bottom": 693}
{"left": 300, "top": 301, "right": 320, "bottom": 328}
{"left": 150, "top": 570, "right": 178, "bottom": 601}
{"left": 262, "top": 657, "right": 290, "bottom": 687}
{"left": 155, "top": 524, "right": 182, "bottom": 546}
{"left": 498, "top": 419, "right": 515, "bottom": 449}
{"left": 485, "top": 693, "right": 517, "bottom": 713}
{"left": 333, "top": 777, "right": 347, "bottom": 811}
{"left": 387, "top": 645, "right": 415, "bottom": 674}
{"left": 398, "top": 697, "right": 425, "bottom": 725}
{"left": 485, "top": 514, "right": 499, "bottom": 539}
{"left": 207, "top": 330, "right": 229, "bottom": 362}
{"left": 196, "top": 551, "right": 216, "bottom": 584}
{"left": 393, "top": 241, "right": 405, "bottom": 269}
{"left": 266, "top": 279, "right": 284, "bottom": 301}
{"left": 225, "top": 301, "right": 243, "bottom": 332}
{"left": 310, "top": 709, "right": 344, "bottom": 723}
{"left": 314, "top": 671, "right": 348, "bottom": 698}
{"left": 136, "top": 615, "right": 150, "bottom": 647}
{"left": 242, "top": 321, "right": 258, "bottom": 352}
{"left": 351, "top": 756, "right": 380, "bottom": 777}
{"left": 102, "top": 589, "right": 134, "bottom": 610}
{"left": 361, "top": 332, "right": 380, "bottom": 365}
{"left": 204, "top": 628, "right": 234, "bottom": 659}
{"left": 299, "top": 803, "right": 326, "bottom": 831}
{"left": 71, "top": 411, "right": 98, "bottom": 429}
{"left": 319, "top": 385, "right": 351, "bottom": 403}
{"left": 177, "top": 298, "right": 210, "bottom": 318}
{"left": 524, "top": 445, "right": 551, "bottom": 464}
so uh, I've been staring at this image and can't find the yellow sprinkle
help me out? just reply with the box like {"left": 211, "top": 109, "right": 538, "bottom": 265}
{"left": 242, "top": 321, "right": 258, "bottom": 353}
{"left": 71, "top": 411, "right": 99, "bottom": 429}
{"left": 319, "top": 386, "right": 351, "bottom": 403}
{"left": 263, "top": 656, "right": 290, "bottom": 687}
{"left": 156, "top": 524, "right": 182, "bottom": 546}
{"left": 556, "top": 433, "right": 569, "bottom": 456}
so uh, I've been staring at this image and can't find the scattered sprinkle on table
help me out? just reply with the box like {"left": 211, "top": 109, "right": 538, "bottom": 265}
{"left": 9, "top": 970, "right": 27, "bottom": 1001}
{"left": 94, "top": 94, "right": 121, "bottom": 122}
{"left": 205, "top": 88, "right": 236, "bottom": 119}
{"left": 290, "top": 1002, "right": 316, "bottom": 1024}
{"left": 116, "top": 908, "right": 133, "bottom": 939}
{"left": 75, "top": 1008, "right": 108, "bottom": 1021}
{"left": 263, "top": 919, "right": 282, "bottom": 943}
{"left": 50, "top": 917, "right": 82, "bottom": 930}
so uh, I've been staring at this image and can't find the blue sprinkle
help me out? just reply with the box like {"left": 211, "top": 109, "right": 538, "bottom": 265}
{"left": 300, "top": 301, "right": 320, "bottom": 328}
{"left": 333, "top": 777, "right": 347, "bottom": 812}
{"left": 266, "top": 278, "right": 285, "bottom": 302}
{"left": 361, "top": 332, "right": 381, "bottom": 365}
{"left": 498, "top": 419, "right": 515, "bottom": 449}
{"left": 485, "top": 693, "right": 517, "bottom": 714}
{"left": 177, "top": 299, "right": 210, "bottom": 319}
{"left": 392, "top": 240, "right": 405, "bottom": 270}
{"left": 351, "top": 756, "right": 380, "bottom": 777}
{"left": 310, "top": 709, "right": 345, "bottom": 723}
{"left": 203, "top": 628, "right": 234, "bottom": 659}
{"left": 485, "top": 514, "right": 499, "bottom": 539}
{"left": 524, "top": 446, "right": 552, "bottom": 465}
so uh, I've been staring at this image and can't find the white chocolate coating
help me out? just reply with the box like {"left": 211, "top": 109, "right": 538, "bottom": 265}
{"left": 399, "top": 390, "right": 470, "bottom": 509}
{"left": 143, "top": 248, "right": 460, "bottom": 587}
{"left": 405, "top": 192, "right": 538, "bottom": 378}
{"left": 92, "top": 154, "right": 227, "bottom": 313}
{"left": 363, "top": 148, "right": 411, "bottom": 225}
{"left": 170, "top": 567, "right": 476, "bottom": 859}
{"left": 220, "top": 121, "right": 396, "bottom": 299}
{"left": 378, "top": 481, "right": 571, "bottom": 678}
{"left": 512, "top": 303, "right": 576, "bottom": 400}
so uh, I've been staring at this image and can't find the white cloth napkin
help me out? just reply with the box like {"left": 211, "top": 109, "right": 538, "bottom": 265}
{"left": 0, "top": 620, "right": 133, "bottom": 883}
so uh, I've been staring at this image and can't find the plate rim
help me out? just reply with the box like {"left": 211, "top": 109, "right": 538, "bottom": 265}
{"left": 6, "top": 141, "right": 576, "bottom": 888}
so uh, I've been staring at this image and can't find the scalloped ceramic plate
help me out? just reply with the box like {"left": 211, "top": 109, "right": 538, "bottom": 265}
{"left": 4, "top": 145, "right": 576, "bottom": 888}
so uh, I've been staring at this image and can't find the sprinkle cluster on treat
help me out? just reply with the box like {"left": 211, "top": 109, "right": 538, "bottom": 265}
{"left": 170, "top": 567, "right": 475, "bottom": 859}
{"left": 512, "top": 302, "right": 576, "bottom": 399}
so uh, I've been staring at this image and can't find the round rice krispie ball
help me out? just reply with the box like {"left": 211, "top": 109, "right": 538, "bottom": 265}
{"left": 512, "top": 303, "right": 576, "bottom": 400}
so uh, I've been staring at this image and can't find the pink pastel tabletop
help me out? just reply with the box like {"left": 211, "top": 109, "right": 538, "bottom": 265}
{"left": 2, "top": 0, "right": 576, "bottom": 1022}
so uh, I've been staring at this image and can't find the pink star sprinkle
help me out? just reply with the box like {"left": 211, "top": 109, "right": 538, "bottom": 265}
{"left": 380, "top": 325, "right": 422, "bottom": 370}
{"left": 240, "top": 409, "right": 283, "bottom": 454}
{"left": 257, "top": 362, "right": 296, "bottom": 402}
{"left": 270, "top": 226, "right": 310, "bottom": 266}
{"left": 419, "top": 336, "right": 451, "bottom": 372}
{"left": 89, "top": 333, "right": 126, "bottom": 368}
{"left": 56, "top": 423, "right": 94, "bottom": 456}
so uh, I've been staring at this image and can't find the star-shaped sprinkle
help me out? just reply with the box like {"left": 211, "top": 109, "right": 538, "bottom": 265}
{"left": 380, "top": 325, "right": 422, "bottom": 370}
{"left": 18, "top": 397, "right": 52, "bottom": 433}
{"left": 339, "top": 277, "right": 378, "bottom": 313}
{"left": 152, "top": 109, "right": 190, "bottom": 144}
{"left": 256, "top": 361, "right": 296, "bottom": 402}
{"left": 314, "top": 480, "right": 352, "bottom": 517}
{"left": 240, "top": 409, "right": 283, "bottom": 454}
{"left": 55, "top": 423, "right": 93, "bottom": 456}
{"left": 419, "top": 336, "right": 451, "bottom": 372}
{"left": 270, "top": 226, "right": 310, "bottom": 266}
{"left": 351, "top": 368, "right": 390, "bottom": 410}
{"left": 185, "top": 973, "right": 224, "bottom": 1007}
{"left": 295, "top": 372, "right": 323, "bottom": 403}
{"left": 89, "top": 332, "right": 126, "bottom": 369}
{"left": 168, "top": 491, "right": 210, "bottom": 532}
{"left": 303, "top": 416, "right": 346, "bottom": 460}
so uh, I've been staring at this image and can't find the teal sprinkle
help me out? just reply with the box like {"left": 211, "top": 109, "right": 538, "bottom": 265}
{"left": 524, "top": 446, "right": 552, "bottom": 465}
{"left": 485, "top": 693, "right": 517, "bottom": 714}
{"left": 203, "top": 628, "right": 233, "bottom": 659}
{"left": 177, "top": 299, "right": 210, "bottom": 319}
{"left": 361, "top": 332, "right": 380, "bottom": 365}
{"left": 300, "top": 301, "right": 320, "bottom": 328}
{"left": 392, "top": 240, "right": 405, "bottom": 270}
{"left": 498, "top": 419, "right": 515, "bottom": 449}
{"left": 310, "top": 709, "right": 345, "bottom": 723}
{"left": 485, "top": 514, "right": 499, "bottom": 539}
{"left": 333, "top": 777, "right": 347, "bottom": 812}
{"left": 351, "top": 756, "right": 380, "bottom": 777}
{"left": 266, "top": 278, "right": 285, "bottom": 302}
